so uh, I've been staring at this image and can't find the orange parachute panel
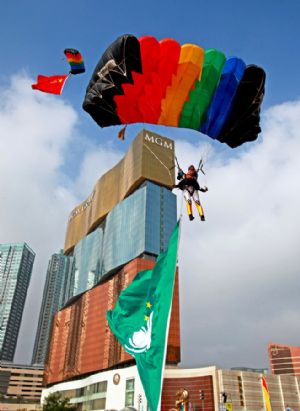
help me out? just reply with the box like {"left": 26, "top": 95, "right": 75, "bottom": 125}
{"left": 158, "top": 44, "right": 204, "bottom": 127}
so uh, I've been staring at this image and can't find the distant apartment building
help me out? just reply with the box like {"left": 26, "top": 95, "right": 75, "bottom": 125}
{"left": 0, "top": 243, "right": 35, "bottom": 361}
{"left": 32, "top": 250, "right": 73, "bottom": 365}
{"left": 269, "top": 342, "right": 300, "bottom": 376}
{"left": 0, "top": 362, "right": 43, "bottom": 410}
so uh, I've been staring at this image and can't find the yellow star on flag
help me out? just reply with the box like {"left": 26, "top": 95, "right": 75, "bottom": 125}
{"left": 144, "top": 315, "right": 149, "bottom": 321}
{"left": 146, "top": 301, "right": 152, "bottom": 309}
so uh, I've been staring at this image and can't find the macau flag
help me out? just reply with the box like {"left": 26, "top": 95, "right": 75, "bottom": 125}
{"left": 107, "top": 221, "right": 180, "bottom": 411}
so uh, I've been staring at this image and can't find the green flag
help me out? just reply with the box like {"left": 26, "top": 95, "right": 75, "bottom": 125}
{"left": 107, "top": 221, "right": 180, "bottom": 411}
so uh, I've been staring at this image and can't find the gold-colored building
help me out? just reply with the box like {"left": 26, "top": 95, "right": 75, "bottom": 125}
{"left": 64, "top": 129, "right": 175, "bottom": 254}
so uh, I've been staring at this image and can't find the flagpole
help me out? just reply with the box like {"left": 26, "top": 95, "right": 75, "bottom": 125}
{"left": 156, "top": 217, "right": 182, "bottom": 411}
{"left": 60, "top": 73, "right": 71, "bottom": 94}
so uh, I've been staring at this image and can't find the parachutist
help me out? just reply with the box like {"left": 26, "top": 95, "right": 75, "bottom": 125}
{"left": 174, "top": 165, "right": 208, "bottom": 222}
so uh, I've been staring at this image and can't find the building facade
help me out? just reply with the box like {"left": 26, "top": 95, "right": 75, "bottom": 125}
{"left": 0, "top": 243, "right": 35, "bottom": 362}
{"left": 32, "top": 251, "right": 74, "bottom": 365}
{"left": 44, "top": 258, "right": 180, "bottom": 386}
{"left": 42, "top": 365, "right": 300, "bottom": 411}
{"left": 64, "top": 129, "right": 175, "bottom": 254}
{"left": 43, "top": 129, "right": 179, "bottom": 390}
{"left": 67, "top": 181, "right": 177, "bottom": 299}
{"left": 269, "top": 343, "right": 300, "bottom": 376}
{"left": 0, "top": 362, "right": 43, "bottom": 411}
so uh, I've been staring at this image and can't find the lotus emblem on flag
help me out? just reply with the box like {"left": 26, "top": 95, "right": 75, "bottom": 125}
{"left": 125, "top": 312, "right": 153, "bottom": 354}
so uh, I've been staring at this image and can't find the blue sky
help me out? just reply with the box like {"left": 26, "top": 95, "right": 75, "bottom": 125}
{"left": 1, "top": 1, "right": 300, "bottom": 368}
{"left": 2, "top": 0, "right": 300, "bottom": 149}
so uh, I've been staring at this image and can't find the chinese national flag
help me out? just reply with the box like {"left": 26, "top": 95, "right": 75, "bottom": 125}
{"left": 31, "top": 75, "right": 68, "bottom": 95}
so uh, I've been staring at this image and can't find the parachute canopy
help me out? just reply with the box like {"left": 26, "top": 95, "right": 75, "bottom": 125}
{"left": 64, "top": 48, "right": 85, "bottom": 75}
{"left": 83, "top": 35, "right": 266, "bottom": 148}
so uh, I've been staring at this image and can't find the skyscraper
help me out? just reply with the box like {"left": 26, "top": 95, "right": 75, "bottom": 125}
{"left": 32, "top": 250, "right": 73, "bottom": 365}
{"left": 67, "top": 181, "right": 177, "bottom": 300}
{"left": 44, "top": 129, "right": 180, "bottom": 386}
{"left": 0, "top": 243, "right": 35, "bottom": 361}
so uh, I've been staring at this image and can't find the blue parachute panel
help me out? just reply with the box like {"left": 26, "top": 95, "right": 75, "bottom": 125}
{"left": 201, "top": 57, "right": 246, "bottom": 139}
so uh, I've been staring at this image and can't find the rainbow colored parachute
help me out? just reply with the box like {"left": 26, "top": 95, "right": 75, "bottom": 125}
{"left": 83, "top": 35, "right": 266, "bottom": 148}
{"left": 64, "top": 48, "right": 85, "bottom": 75}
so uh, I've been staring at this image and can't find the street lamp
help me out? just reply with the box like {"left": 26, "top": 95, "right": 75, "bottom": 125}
{"left": 199, "top": 389, "right": 205, "bottom": 411}
{"left": 221, "top": 392, "right": 227, "bottom": 404}
{"left": 137, "top": 394, "right": 142, "bottom": 411}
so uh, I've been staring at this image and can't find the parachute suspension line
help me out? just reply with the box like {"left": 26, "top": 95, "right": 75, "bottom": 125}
{"left": 197, "top": 158, "right": 205, "bottom": 175}
{"left": 93, "top": 47, "right": 135, "bottom": 122}
{"left": 198, "top": 142, "right": 213, "bottom": 187}
{"left": 96, "top": 47, "right": 136, "bottom": 125}
{"left": 143, "top": 143, "right": 174, "bottom": 186}
{"left": 179, "top": 189, "right": 184, "bottom": 219}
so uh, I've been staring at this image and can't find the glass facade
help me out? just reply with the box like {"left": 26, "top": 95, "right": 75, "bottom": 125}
{"left": 102, "top": 181, "right": 176, "bottom": 273}
{"left": 67, "top": 181, "right": 176, "bottom": 300}
{"left": 64, "top": 129, "right": 175, "bottom": 253}
{"left": 32, "top": 250, "right": 73, "bottom": 365}
{"left": 44, "top": 258, "right": 180, "bottom": 386}
{"left": 0, "top": 243, "right": 35, "bottom": 361}
{"left": 69, "top": 228, "right": 103, "bottom": 298}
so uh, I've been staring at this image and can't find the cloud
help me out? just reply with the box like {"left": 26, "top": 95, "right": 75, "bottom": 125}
{"left": 0, "top": 74, "right": 80, "bottom": 362}
{"left": 0, "top": 74, "right": 126, "bottom": 362}
{"left": 1, "top": 73, "right": 299, "bottom": 369}
{"left": 177, "top": 100, "right": 300, "bottom": 368}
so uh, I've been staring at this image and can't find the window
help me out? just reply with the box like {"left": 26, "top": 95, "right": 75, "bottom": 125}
{"left": 125, "top": 378, "right": 135, "bottom": 407}
{"left": 90, "top": 398, "right": 106, "bottom": 410}
{"left": 90, "top": 381, "right": 107, "bottom": 395}
{"left": 75, "top": 387, "right": 85, "bottom": 397}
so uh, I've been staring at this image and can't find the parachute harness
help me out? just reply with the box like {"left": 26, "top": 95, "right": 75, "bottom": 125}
{"left": 174, "top": 155, "right": 208, "bottom": 221}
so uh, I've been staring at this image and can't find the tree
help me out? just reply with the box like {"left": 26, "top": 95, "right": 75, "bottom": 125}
{"left": 42, "top": 392, "right": 77, "bottom": 411}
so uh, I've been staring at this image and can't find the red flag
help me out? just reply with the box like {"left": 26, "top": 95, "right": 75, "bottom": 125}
{"left": 32, "top": 75, "right": 68, "bottom": 95}
{"left": 260, "top": 376, "right": 272, "bottom": 411}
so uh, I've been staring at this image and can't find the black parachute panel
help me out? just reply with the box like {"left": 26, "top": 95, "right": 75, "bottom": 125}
{"left": 218, "top": 65, "right": 266, "bottom": 148}
{"left": 83, "top": 35, "right": 142, "bottom": 127}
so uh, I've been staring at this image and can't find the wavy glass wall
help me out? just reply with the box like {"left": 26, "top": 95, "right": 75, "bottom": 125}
{"left": 67, "top": 182, "right": 176, "bottom": 300}
{"left": 64, "top": 130, "right": 175, "bottom": 253}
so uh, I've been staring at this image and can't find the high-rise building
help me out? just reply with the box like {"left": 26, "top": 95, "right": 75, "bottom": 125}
{"left": 268, "top": 342, "right": 300, "bottom": 376}
{"left": 44, "top": 129, "right": 180, "bottom": 386}
{"left": 0, "top": 243, "right": 35, "bottom": 361}
{"left": 32, "top": 250, "right": 73, "bottom": 365}
{"left": 67, "top": 181, "right": 177, "bottom": 300}
{"left": 64, "top": 129, "right": 175, "bottom": 254}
